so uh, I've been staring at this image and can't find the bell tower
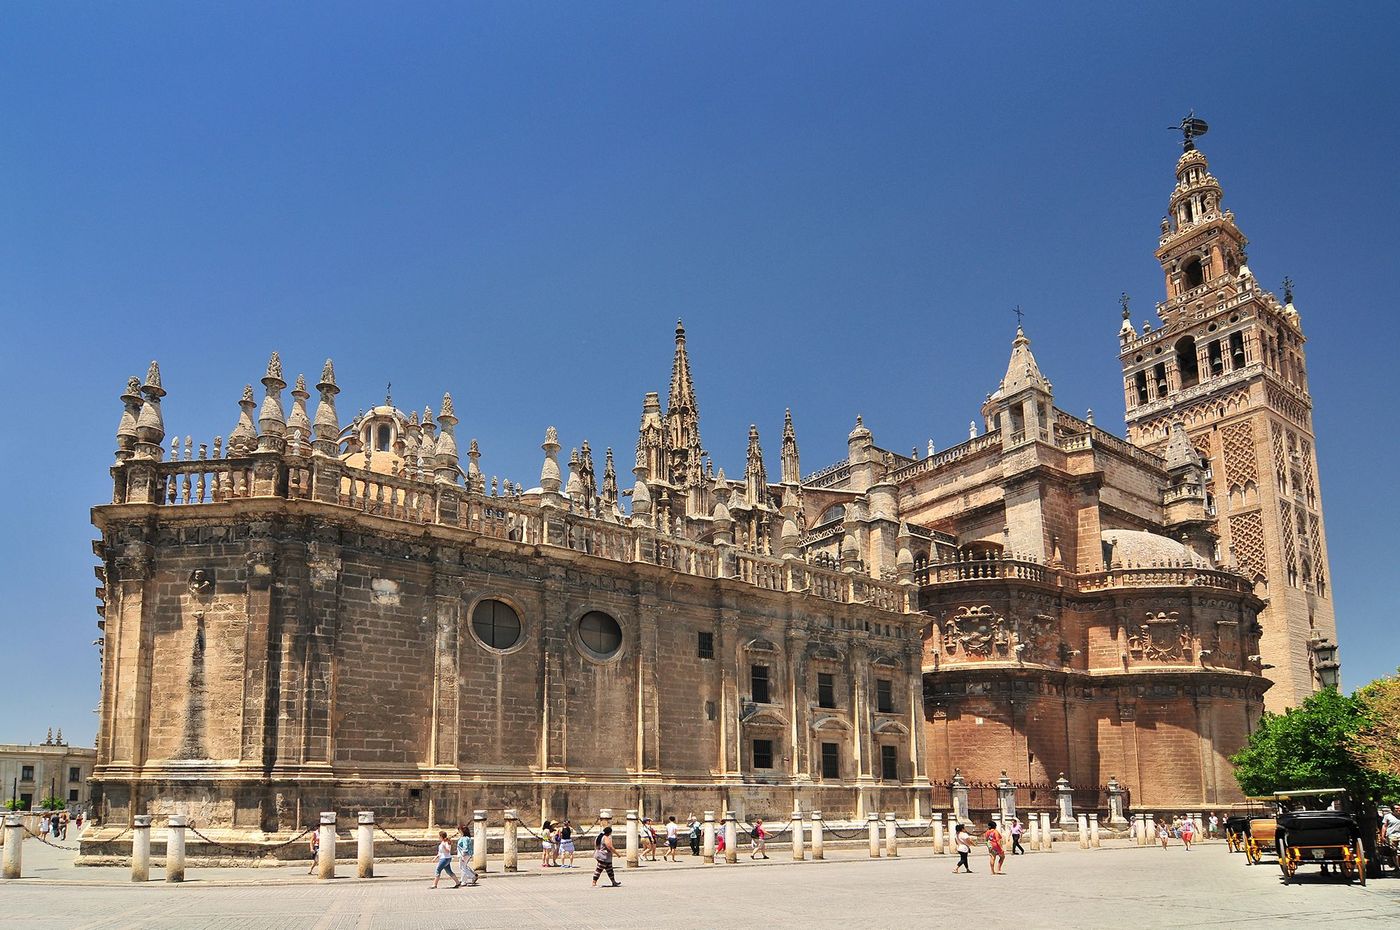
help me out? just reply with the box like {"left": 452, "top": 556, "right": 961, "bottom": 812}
{"left": 1119, "top": 118, "right": 1338, "bottom": 710}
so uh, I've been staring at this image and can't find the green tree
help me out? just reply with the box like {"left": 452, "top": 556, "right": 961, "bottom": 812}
{"left": 1232, "top": 687, "right": 1400, "bottom": 801}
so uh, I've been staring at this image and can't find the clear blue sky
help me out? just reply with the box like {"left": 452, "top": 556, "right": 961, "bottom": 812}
{"left": 2, "top": 2, "right": 1396, "bottom": 746}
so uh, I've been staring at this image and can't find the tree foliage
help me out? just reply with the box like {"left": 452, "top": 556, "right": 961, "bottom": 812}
{"left": 1231, "top": 687, "right": 1400, "bottom": 803}
{"left": 1353, "top": 669, "right": 1400, "bottom": 783}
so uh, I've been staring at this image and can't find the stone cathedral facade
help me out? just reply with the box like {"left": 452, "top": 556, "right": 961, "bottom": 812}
{"left": 87, "top": 137, "right": 1335, "bottom": 847}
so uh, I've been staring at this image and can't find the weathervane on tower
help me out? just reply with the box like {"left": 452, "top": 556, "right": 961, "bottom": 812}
{"left": 1173, "top": 112, "right": 1209, "bottom": 151}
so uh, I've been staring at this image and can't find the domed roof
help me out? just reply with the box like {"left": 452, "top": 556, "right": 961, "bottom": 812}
{"left": 1101, "top": 529, "right": 1210, "bottom": 568}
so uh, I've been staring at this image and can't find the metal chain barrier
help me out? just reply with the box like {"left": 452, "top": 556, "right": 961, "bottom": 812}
{"left": 816, "top": 818, "right": 867, "bottom": 840}
{"left": 896, "top": 819, "right": 935, "bottom": 838}
{"left": 187, "top": 824, "right": 314, "bottom": 857}
{"left": 23, "top": 825, "right": 82, "bottom": 851}
{"left": 373, "top": 824, "right": 438, "bottom": 849}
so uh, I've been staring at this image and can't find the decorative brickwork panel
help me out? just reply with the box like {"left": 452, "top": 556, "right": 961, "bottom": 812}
{"left": 1309, "top": 512, "right": 1326, "bottom": 595}
{"left": 1222, "top": 421, "right": 1258, "bottom": 493}
{"left": 1269, "top": 421, "right": 1287, "bottom": 494}
{"left": 1280, "top": 504, "right": 1297, "bottom": 586}
{"left": 1228, "top": 511, "right": 1266, "bottom": 579}
{"left": 1301, "top": 440, "right": 1318, "bottom": 508}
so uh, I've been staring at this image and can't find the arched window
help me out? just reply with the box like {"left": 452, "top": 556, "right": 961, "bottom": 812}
{"left": 817, "top": 504, "right": 846, "bottom": 526}
{"left": 471, "top": 599, "right": 522, "bottom": 651}
{"left": 1175, "top": 336, "right": 1199, "bottom": 389}
{"left": 577, "top": 611, "right": 623, "bottom": 660}
{"left": 1182, "top": 258, "right": 1205, "bottom": 291}
{"left": 375, "top": 424, "right": 392, "bottom": 452}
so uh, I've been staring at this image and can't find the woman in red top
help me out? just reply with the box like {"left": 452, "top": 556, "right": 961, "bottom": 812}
{"left": 984, "top": 821, "right": 1005, "bottom": 874}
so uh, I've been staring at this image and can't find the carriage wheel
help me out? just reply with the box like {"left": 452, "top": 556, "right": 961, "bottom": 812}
{"left": 1246, "top": 841, "right": 1257, "bottom": 864}
{"left": 1279, "top": 854, "right": 1294, "bottom": 881}
{"left": 1355, "top": 841, "right": 1366, "bottom": 886}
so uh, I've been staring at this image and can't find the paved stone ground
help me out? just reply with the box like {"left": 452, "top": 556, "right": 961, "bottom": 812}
{"left": 3, "top": 833, "right": 1396, "bottom": 929}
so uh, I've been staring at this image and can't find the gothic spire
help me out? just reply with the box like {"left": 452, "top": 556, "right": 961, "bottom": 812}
{"left": 744, "top": 424, "right": 768, "bottom": 507}
{"left": 115, "top": 376, "right": 143, "bottom": 463}
{"left": 434, "top": 392, "right": 459, "bottom": 481}
{"left": 998, "top": 326, "right": 1052, "bottom": 397}
{"left": 229, "top": 384, "right": 258, "bottom": 455}
{"left": 134, "top": 361, "right": 167, "bottom": 459}
{"left": 257, "top": 352, "right": 287, "bottom": 452}
{"left": 780, "top": 408, "right": 800, "bottom": 485}
{"left": 287, "top": 374, "right": 312, "bottom": 452}
{"left": 312, "top": 359, "right": 341, "bottom": 456}
{"left": 668, "top": 319, "right": 698, "bottom": 416}
{"left": 601, "top": 446, "right": 619, "bottom": 512}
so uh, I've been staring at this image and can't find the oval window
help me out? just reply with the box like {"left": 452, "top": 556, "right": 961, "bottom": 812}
{"left": 577, "top": 610, "right": 623, "bottom": 659}
{"left": 471, "top": 599, "right": 522, "bottom": 651}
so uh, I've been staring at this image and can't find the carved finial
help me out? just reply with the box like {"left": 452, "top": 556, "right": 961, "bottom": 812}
{"left": 385, "top": 381, "right": 393, "bottom": 406}
{"left": 439, "top": 392, "right": 456, "bottom": 422}
{"left": 319, "top": 358, "right": 336, "bottom": 387}
{"left": 1120, "top": 292, "right": 1131, "bottom": 319}
{"left": 1282, "top": 276, "right": 1294, "bottom": 304}
{"left": 144, "top": 361, "right": 163, "bottom": 392}
{"left": 265, "top": 351, "right": 283, "bottom": 381}
{"left": 294, "top": 373, "right": 307, "bottom": 392}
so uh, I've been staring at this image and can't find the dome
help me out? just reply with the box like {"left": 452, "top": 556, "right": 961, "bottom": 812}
{"left": 1101, "top": 529, "right": 1210, "bottom": 568}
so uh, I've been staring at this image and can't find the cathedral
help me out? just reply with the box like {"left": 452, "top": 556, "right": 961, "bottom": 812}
{"left": 86, "top": 132, "right": 1336, "bottom": 848}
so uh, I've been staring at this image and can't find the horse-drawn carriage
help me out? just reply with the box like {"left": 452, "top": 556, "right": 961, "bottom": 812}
{"left": 1274, "top": 789, "right": 1366, "bottom": 885}
{"left": 1224, "top": 815, "right": 1252, "bottom": 853}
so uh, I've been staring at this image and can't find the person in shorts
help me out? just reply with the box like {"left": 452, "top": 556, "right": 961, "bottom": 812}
{"left": 749, "top": 818, "right": 769, "bottom": 859}
{"left": 984, "top": 820, "right": 1006, "bottom": 874}
{"left": 664, "top": 816, "right": 680, "bottom": 861}
{"left": 540, "top": 819, "right": 557, "bottom": 868}
{"left": 431, "top": 831, "right": 461, "bottom": 888}
{"left": 558, "top": 820, "right": 576, "bottom": 867}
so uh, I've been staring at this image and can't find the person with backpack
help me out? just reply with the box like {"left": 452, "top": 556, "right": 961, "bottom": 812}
{"left": 749, "top": 819, "right": 769, "bottom": 859}
{"left": 592, "top": 825, "right": 622, "bottom": 887}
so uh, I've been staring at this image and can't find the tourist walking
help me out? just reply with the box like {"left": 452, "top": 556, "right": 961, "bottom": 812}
{"left": 431, "top": 831, "right": 461, "bottom": 888}
{"left": 558, "top": 820, "right": 576, "bottom": 868}
{"left": 40, "top": 814, "right": 51, "bottom": 839}
{"left": 641, "top": 817, "right": 658, "bottom": 861}
{"left": 456, "top": 824, "right": 478, "bottom": 885}
{"left": 984, "top": 821, "right": 1006, "bottom": 874}
{"left": 1010, "top": 817, "right": 1025, "bottom": 855}
{"left": 688, "top": 816, "right": 702, "bottom": 857}
{"left": 1207, "top": 812, "right": 1219, "bottom": 839}
{"left": 952, "top": 823, "right": 973, "bottom": 873}
{"left": 1157, "top": 819, "right": 1170, "bottom": 849}
{"left": 307, "top": 826, "right": 320, "bottom": 874}
{"left": 664, "top": 816, "right": 680, "bottom": 861}
{"left": 592, "top": 826, "right": 622, "bottom": 887}
{"left": 1180, "top": 815, "right": 1196, "bottom": 850}
{"left": 750, "top": 819, "right": 769, "bottom": 859}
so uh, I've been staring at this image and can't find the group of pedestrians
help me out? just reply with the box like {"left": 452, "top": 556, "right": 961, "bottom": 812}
{"left": 1155, "top": 815, "right": 1198, "bottom": 849}
{"left": 430, "top": 825, "right": 481, "bottom": 888}
{"left": 536, "top": 820, "right": 578, "bottom": 868}
{"left": 951, "top": 820, "right": 1009, "bottom": 875}
{"left": 39, "top": 811, "right": 75, "bottom": 840}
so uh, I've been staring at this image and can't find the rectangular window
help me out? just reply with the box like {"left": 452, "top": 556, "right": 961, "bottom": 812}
{"left": 20, "top": 765, "right": 34, "bottom": 782}
{"left": 820, "top": 742, "right": 840, "bottom": 780}
{"left": 881, "top": 744, "right": 899, "bottom": 782}
{"left": 68, "top": 766, "right": 81, "bottom": 783}
{"left": 705, "top": 700, "right": 716, "bottom": 721}
{"left": 697, "top": 630, "right": 714, "bottom": 660}
{"left": 876, "top": 678, "right": 894, "bottom": 713}
{"left": 751, "top": 665, "right": 770, "bottom": 704}
{"left": 817, "top": 672, "right": 836, "bottom": 709}
{"left": 752, "top": 739, "right": 774, "bottom": 770}
{"left": 68, "top": 789, "right": 79, "bottom": 803}
{"left": 19, "top": 794, "right": 31, "bottom": 810}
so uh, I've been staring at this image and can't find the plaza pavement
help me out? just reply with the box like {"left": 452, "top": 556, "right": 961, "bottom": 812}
{"left": 2, "top": 831, "right": 1396, "bottom": 929}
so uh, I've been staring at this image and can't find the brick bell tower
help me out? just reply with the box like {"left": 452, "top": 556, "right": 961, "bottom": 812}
{"left": 1118, "top": 117, "right": 1339, "bottom": 711}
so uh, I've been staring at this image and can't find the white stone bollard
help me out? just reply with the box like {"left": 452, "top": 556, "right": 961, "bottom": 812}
{"left": 503, "top": 809, "right": 519, "bottom": 872}
{"left": 932, "top": 812, "right": 945, "bottom": 855}
{"left": 1028, "top": 814, "right": 1040, "bottom": 851}
{"left": 357, "top": 811, "right": 374, "bottom": 878}
{"left": 791, "top": 807, "right": 805, "bottom": 861}
{"left": 1077, "top": 814, "right": 1089, "bottom": 849}
{"left": 132, "top": 815, "right": 152, "bottom": 882}
{"left": 165, "top": 815, "right": 187, "bottom": 883}
{"left": 810, "top": 810, "right": 824, "bottom": 860}
{"left": 471, "top": 810, "right": 487, "bottom": 874}
{"left": 2, "top": 814, "right": 23, "bottom": 879}
{"left": 867, "top": 812, "right": 881, "bottom": 858}
{"left": 885, "top": 813, "right": 898, "bottom": 857}
{"left": 702, "top": 811, "right": 715, "bottom": 863}
{"left": 723, "top": 811, "right": 738, "bottom": 864}
{"left": 1090, "top": 817, "right": 1101, "bottom": 848}
{"left": 1040, "top": 812, "right": 1052, "bottom": 851}
{"left": 625, "top": 810, "right": 641, "bottom": 868}
{"left": 318, "top": 812, "right": 337, "bottom": 879}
